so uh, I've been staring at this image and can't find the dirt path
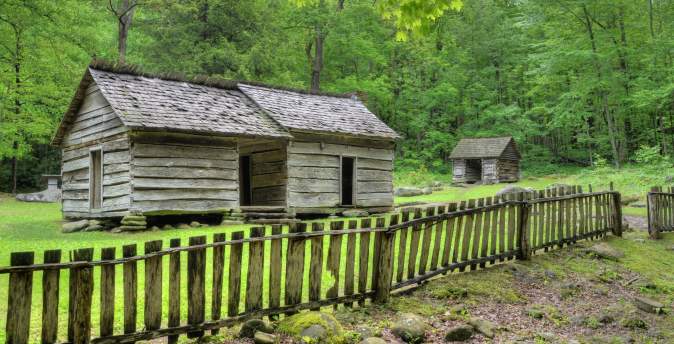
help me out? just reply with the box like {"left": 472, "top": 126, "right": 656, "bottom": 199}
{"left": 624, "top": 215, "right": 648, "bottom": 230}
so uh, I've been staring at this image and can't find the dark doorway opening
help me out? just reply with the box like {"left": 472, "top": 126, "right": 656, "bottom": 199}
{"left": 341, "top": 157, "right": 355, "bottom": 206}
{"left": 239, "top": 155, "right": 252, "bottom": 206}
{"left": 465, "top": 159, "right": 482, "bottom": 183}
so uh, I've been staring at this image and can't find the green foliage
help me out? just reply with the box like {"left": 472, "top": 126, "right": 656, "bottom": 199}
{"left": 634, "top": 145, "right": 670, "bottom": 166}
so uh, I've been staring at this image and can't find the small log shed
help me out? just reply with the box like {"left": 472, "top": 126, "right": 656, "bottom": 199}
{"left": 52, "top": 63, "right": 399, "bottom": 221}
{"left": 449, "top": 136, "right": 521, "bottom": 184}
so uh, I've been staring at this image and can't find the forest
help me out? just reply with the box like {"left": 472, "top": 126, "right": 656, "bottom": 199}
{"left": 1, "top": 0, "right": 674, "bottom": 193}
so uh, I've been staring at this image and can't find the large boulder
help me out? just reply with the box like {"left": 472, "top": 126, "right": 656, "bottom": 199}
{"left": 495, "top": 185, "right": 533, "bottom": 198}
{"left": 391, "top": 313, "right": 428, "bottom": 343}
{"left": 633, "top": 296, "right": 665, "bottom": 314}
{"left": 16, "top": 189, "right": 61, "bottom": 203}
{"left": 62, "top": 220, "right": 89, "bottom": 233}
{"left": 395, "top": 187, "right": 425, "bottom": 197}
{"left": 421, "top": 187, "right": 433, "bottom": 195}
{"left": 277, "top": 312, "right": 343, "bottom": 343}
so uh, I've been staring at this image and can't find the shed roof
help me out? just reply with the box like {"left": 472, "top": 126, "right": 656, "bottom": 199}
{"left": 449, "top": 136, "right": 520, "bottom": 159}
{"left": 53, "top": 64, "right": 399, "bottom": 145}
{"left": 238, "top": 84, "right": 400, "bottom": 139}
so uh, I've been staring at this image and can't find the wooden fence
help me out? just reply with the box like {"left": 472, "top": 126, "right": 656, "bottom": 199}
{"left": 1, "top": 186, "right": 622, "bottom": 344}
{"left": 647, "top": 186, "right": 674, "bottom": 239}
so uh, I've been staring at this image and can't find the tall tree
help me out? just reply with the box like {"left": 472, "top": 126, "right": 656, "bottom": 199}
{"left": 108, "top": 0, "right": 137, "bottom": 63}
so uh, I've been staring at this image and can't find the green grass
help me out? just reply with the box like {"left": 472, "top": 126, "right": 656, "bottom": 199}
{"left": 0, "top": 164, "right": 665, "bottom": 342}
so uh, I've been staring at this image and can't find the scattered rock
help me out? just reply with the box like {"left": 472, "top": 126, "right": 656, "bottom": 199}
{"left": 354, "top": 325, "right": 374, "bottom": 339}
{"left": 360, "top": 338, "right": 386, "bottom": 344}
{"left": 544, "top": 270, "right": 557, "bottom": 279}
{"left": 421, "top": 187, "right": 433, "bottom": 195}
{"left": 162, "top": 224, "right": 175, "bottom": 230}
{"left": 570, "top": 315, "right": 588, "bottom": 326}
{"left": 630, "top": 203, "right": 646, "bottom": 208}
{"left": 467, "top": 318, "right": 496, "bottom": 338}
{"left": 300, "top": 325, "right": 327, "bottom": 341}
{"left": 149, "top": 225, "right": 160, "bottom": 231}
{"left": 118, "top": 225, "right": 146, "bottom": 231}
{"left": 83, "top": 225, "right": 103, "bottom": 232}
{"left": 253, "top": 331, "right": 277, "bottom": 344}
{"left": 343, "top": 209, "right": 369, "bottom": 217}
{"left": 121, "top": 220, "right": 146, "bottom": 227}
{"left": 278, "top": 312, "right": 343, "bottom": 343}
{"left": 394, "top": 187, "right": 425, "bottom": 197}
{"left": 444, "top": 324, "right": 474, "bottom": 341}
{"left": 584, "top": 243, "right": 624, "bottom": 261}
{"left": 122, "top": 215, "right": 146, "bottom": 222}
{"left": 189, "top": 221, "right": 201, "bottom": 227}
{"left": 633, "top": 296, "right": 665, "bottom": 314}
{"left": 598, "top": 314, "right": 615, "bottom": 324}
{"left": 240, "top": 319, "right": 274, "bottom": 338}
{"left": 391, "top": 313, "right": 428, "bottom": 343}
{"left": 495, "top": 185, "right": 534, "bottom": 197}
{"left": 62, "top": 220, "right": 89, "bottom": 233}
{"left": 177, "top": 223, "right": 190, "bottom": 229}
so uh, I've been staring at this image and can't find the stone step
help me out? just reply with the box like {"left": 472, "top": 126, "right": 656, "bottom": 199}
{"left": 240, "top": 206, "right": 288, "bottom": 213}
{"left": 243, "top": 212, "right": 293, "bottom": 219}
{"left": 248, "top": 218, "right": 300, "bottom": 225}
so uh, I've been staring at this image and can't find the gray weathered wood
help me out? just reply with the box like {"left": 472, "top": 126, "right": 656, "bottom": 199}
{"left": 6, "top": 252, "right": 34, "bottom": 344}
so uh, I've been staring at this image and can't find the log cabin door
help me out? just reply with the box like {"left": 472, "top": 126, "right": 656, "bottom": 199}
{"left": 340, "top": 156, "right": 356, "bottom": 206}
{"left": 239, "top": 155, "right": 252, "bottom": 206}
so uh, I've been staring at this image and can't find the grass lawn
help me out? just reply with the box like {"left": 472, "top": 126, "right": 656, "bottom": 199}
{"left": 0, "top": 166, "right": 660, "bottom": 342}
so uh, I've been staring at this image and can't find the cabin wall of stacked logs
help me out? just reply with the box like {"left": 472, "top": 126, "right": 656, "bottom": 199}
{"left": 2, "top": 186, "right": 622, "bottom": 344}
{"left": 647, "top": 186, "right": 674, "bottom": 239}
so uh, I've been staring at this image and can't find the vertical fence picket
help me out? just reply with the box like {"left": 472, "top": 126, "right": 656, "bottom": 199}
{"left": 122, "top": 244, "right": 137, "bottom": 338}
{"left": 100, "top": 247, "right": 116, "bottom": 338}
{"left": 430, "top": 205, "right": 445, "bottom": 271}
{"left": 41, "top": 250, "right": 61, "bottom": 344}
{"left": 309, "top": 222, "right": 324, "bottom": 310}
{"left": 396, "top": 210, "right": 410, "bottom": 283}
{"left": 470, "top": 199, "right": 484, "bottom": 270}
{"left": 344, "top": 220, "right": 358, "bottom": 306}
{"left": 489, "top": 200, "right": 500, "bottom": 263}
{"left": 506, "top": 195, "right": 517, "bottom": 258}
{"left": 269, "top": 225, "right": 283, "bottom": 317}
{"left": 144, "top": 241, "right": 163, "bottom": 334}
{"left": 460, "top": 200, "right": 475, "bottom": 271}
{"left": 228, "top": 231, "right": 244, "bottom": 317}
{"left": 246, "top": 227, "right": 265, "bottom": 312}
{"left": 418, "top": 207, "right": 435, "bottom": 275}
{"left": 285, "top": 223, "right": 307, "bottom": 314}
{"left": 480, "top": 198, "right": 491, "bottom": 268}
{"left": 211, "top": 234, "right": 225, "bottom": 335}
{"left": 375, "top": 214, "right": 397, "bottom": 303}
{"left": 358, "top": 219, "right": 371, "bottom": 305}
{"left": 187, "top": 236, "right": 206, "bottom": 338}
{"left": 327, "top": 221, "right": 344, "bottom": 308}
{"left": 453, "top": 201, "right": 466, "bottom": 268}
{"left": 407, "top": 208, "right": 422, "bottom": 278}
{"left": 442, "top": 203, "right": 457, "bottom": 267}
{"left": 372, "top": 217, "right": 386, "bottom": 291}
{"left": 70, "top": 248, "right": 93, "bottom": 344}
{"left": 168, "top": 238, "right": 181, "bottom": 344}
{"left": 5, "top": 251, "right": 34, "bottom": 344}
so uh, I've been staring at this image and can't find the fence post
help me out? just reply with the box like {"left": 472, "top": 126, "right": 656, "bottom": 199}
{"left": 517, "top": 193, "right": 532, "bottom": 260}
{"left": 612, "top": 190, "right": 623, "bottom": 237}
{"left": 5, "top": 251, "right": 34, "bottom": 344}
{"left": 375, "top": 214, "right": 398, "bottom": 303}
{"left": 648, "top": 186, "right": 660, "bottom": 239}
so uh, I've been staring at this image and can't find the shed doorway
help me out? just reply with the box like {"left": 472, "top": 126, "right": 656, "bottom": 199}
{"left": 465, "top": 159, "right": 482, "bottom": 183}
{"left": 239, "top": 155, "right": 252, "bottom": 206}
{"left": 341, "top": 157, "right": 355, "bottom": 206}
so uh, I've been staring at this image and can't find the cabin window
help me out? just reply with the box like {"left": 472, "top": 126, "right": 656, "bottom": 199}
{"left": 89, "top": 149, "right": 103, "bottom": 209}
{"left": 239, "top": 155, "right": 252, "bottom": 206}
{"left": 340, "top": 157, "right": 355, "bottom": 206}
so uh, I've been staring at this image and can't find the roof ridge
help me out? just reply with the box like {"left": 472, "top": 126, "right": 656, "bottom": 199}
{"left": 89, "top": 58, "right": 358, "bottom": 99}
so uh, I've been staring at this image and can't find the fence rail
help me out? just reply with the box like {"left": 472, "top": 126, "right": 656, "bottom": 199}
{"left": 647, "top": 186, "right": 674, "bottom": 239}
{"left": 1, "top": 186, "right": 622, "bottom": 344}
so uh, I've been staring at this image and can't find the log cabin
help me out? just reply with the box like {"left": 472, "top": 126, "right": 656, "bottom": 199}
{"left": 52, "top": 63, "right": 399, "bottom": 224}
{"left": 449, "top": 137, "right": 521, "bottom": 184}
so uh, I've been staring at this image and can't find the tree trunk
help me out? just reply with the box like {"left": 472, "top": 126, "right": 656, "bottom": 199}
{"left": 11, "top": 26, "right": 22, "bottom": 195}
{"left": 310, "top": 29, "right": 323, "bottom": 91}
{"left": 117, "top": 0, "right": 136, "bottom": 64}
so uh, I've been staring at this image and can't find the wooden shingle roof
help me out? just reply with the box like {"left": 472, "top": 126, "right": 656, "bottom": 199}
{"left": 449, "top": 137, "right": 520, "bottom": 159}
{"left": 238, "top": 84, "right": 400, "bottom": 140}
